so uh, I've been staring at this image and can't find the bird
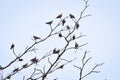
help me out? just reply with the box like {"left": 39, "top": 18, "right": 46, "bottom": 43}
{"left": 30, "top": 57, "right": 38, "bottom": 64}
{"left": 18, "top": 58, "right": 23, "bottom": 61}
{"left": 6, "top": 74, "right": 11, "bottom": 79}
{"left": 22, "top": 63, "right": 28, "bottom": 68}
{"left": 10, "top": 43, "right": 15, "bottom": 50}
{"left": 75, "top": 42, "right": 79, "bottom": 49}
{"left": 66, "top": 25, "right": 70, "bottom": 30}
{"left": 13, "top": 68, "right": 19, "bottom": 72}
{"left": 45, "top": 20, "right": 53, "bottom": 25}
{"left": 75, "top": 22, "right": 79, "bottom": 29}
{"left": 56, "top": 14, "right": 62, "bottom": 19}
{"left": 72, "top": 35, "right": 76, "bottom": 40}
{"left": 56, "top": 49, "right": 60, "bottom": 53}
{"left": 58, "top": 64, "right": 64, "bottom": 69}
{"left": 58, "top": 33, "right": 62, "bottom": 37}
{"left": 33, "top": 35, "right": 41, "bottom": 40}
{"left": 62, "top": 19, "right": 66, "bottom": 26}
{"left": 53, "top": 48, "right": 57, "bottom": 53}
{"left": 69, "top": 14, "right": 75, "bottom": 19}
{"left": 53, "top": 48, "right": 60, "bottom": 54}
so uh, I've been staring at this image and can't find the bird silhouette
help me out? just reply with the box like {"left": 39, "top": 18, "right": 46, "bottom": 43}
{"left": 56, "top": 49, "right": 60, "bottom": 53}
{"left": 33, "top": 35, "right": 41, "bottom": 40}
{"left": 69, "top": 14, "right": 75, "bottom": 19}
{"left": 13, "top": 68, "right": 19, "bottom": 72}
{"left": 30, "top": 57, "right": 38, "bottom": 64}
{"left": 75, "top": 42, "right": 79, "bottom": 49}
{"left": 58, "top": 33, "right": 62, "bottom": 37}
{"left": 62, "top": 19, "right": 66, "bottom": 26}
{"left": 58, "top": 64, "right": 64, "bottom": 69}
{"left": 6, "top": 74, "right": 11, "bottom": 79}
{"left": 53, "top": 48, "right": 57, "bottom": 53}
{"left": 10, "top": 43, "right": 15, "bottom": 50}
{"left": 53, "top": 48, "right": 60, "bottom": 54}
{"left": 73, "top": 35, "right": 76, "bottom": 40}
{"left": 18, "top": 58, "right": 23, "bottom": 61}
{"left": 75, "top": 22, "right": 79, "bottom": 29}
{"left": 66, "top": 25, "right": 70, "bottom": 30}
{"left": 46, "top": 20, "right": 53, "bottom": 25}
{"left": 56, "top": 14, "right": 62, "bottom": 19}
{"left": 22, "top": 63, "right": 28, "bottom": 68}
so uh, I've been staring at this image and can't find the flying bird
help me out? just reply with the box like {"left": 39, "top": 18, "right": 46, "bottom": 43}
{"left": 56, "top": 14, "right": 62, "bottom": 19}
{"left": 46, "top": 20, "right": 53, "bottom": 25}
{"left": 10, "top": 43, "right": 15, "bottom": 50}
{"left": 69, "top": 14, "right": 75, "bottom": 19}
{"left": 75, "top": 42, "right": 79, "bottom": 49}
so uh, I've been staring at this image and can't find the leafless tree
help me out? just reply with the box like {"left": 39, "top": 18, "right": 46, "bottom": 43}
{"left": 0, "top": 0, "right": 104, "bottom": 80}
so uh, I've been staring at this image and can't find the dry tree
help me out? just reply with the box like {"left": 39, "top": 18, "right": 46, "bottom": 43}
{"left": 0, "top": 0, "right": 104, "bottom": 80}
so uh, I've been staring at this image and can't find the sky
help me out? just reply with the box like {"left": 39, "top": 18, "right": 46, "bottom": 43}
{"left": 0, "top": 0, "right": 120, "bottom": 80}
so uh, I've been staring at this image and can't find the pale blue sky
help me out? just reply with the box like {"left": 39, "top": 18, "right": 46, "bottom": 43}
{"left": 0, "top": 0, "right": 120, "bottom": 80}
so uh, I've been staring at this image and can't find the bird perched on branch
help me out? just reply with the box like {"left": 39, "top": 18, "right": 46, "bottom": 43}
{"left": 69, "top": 14, "right": 75, "bottom": 19}
{"left": 58, "top": 64, "right": 64, "bottom": 69}
{"left": 72, "top": 35, "right": 76, "bottom": 40}
{"left": 62, "top": 19, "right": 66, "bottom": 26}
{"left": 53, "top": 48, "right": 60, "bottom": 54}
{"left": 13, "top": 68, "right": 19, "bottom": 72}
{"left": 46, "top": 20, "right": 53, "bottom": 25}
{"left": 33, "top": 35, "right": 41, "bottom": 40}
{"left": 22, "top": 63, "right": 28, "bottom": 68}
{"left": 75, "top": 42, "right": 79, "bottom": 49}
{"left": 66, "top": 25, "right": 70, "bottom": 30}
{"left": 56, "top": 14, "right": 62, "bottom": 19}
{"left": 30, "top": 57, "right": 39, "bottom": 64}
{"left": 58, "top": 33, "right": 62, "bottom": 37}
{"left": 10, "top": 43, "right": 15, "bottom": 50}
{"left": 75, "top": 22, "right": 80, "bottom": 29}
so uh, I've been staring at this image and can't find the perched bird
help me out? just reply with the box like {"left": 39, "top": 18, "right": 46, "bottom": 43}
{"left": 13, "top": 68, "right": 19, "bottom": 72}
{"left": 72, "top": 35, "right": 76, "bottom": 40}
{"left": 62, "top": 19, "right": 66, "bottom": 26}
{"left": 69, "top": 14, "right": 75, "bottom": 19}
{"left": 45, "top": 20, "right": 53, "bottom": 25}
{"left": 75, "top": 22, "right": 79, "bottom": 29}
{"left": 53, "top": 48, "right": 57, "bottom": 53}
{"left": 30, "top": 57, "right": 38, "bottom": 64}
{"left": 53, "top": 48, "right": 60, "bottom": 54}
{"left": 66, "top": 25, "right": 70, "bottom": 30}
{"left": 10, "top": 43, "right": 15, "bottom": 50}
{"left": 75, "top": 42, "right": 79, "bottom": 49}
{"left": 33, "top": 35, "right": 41, "bottom": 40}
{"left": 58, "top": 33, "right": 62, "bottom": 37}
{"left": 22, "top": 63, "right": 28, "bottom": 68}
{"left": 56, "top": 14, "right": 62, "bottom": 19}
{"left": 18, "top": 58, "right": 23, "bottom": 61}
{"left": 56, "top": 49, "right": 60, "bottom": 53}
{"left": 6, "top": 74, "right": 11, "bottom": 79}
{"left": 58, "top": 64, "right": 64, "bottom": 69}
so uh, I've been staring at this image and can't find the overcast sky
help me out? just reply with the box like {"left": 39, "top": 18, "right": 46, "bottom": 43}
{"left": 0, "top": 0, "right": 120, "bottom": 80}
